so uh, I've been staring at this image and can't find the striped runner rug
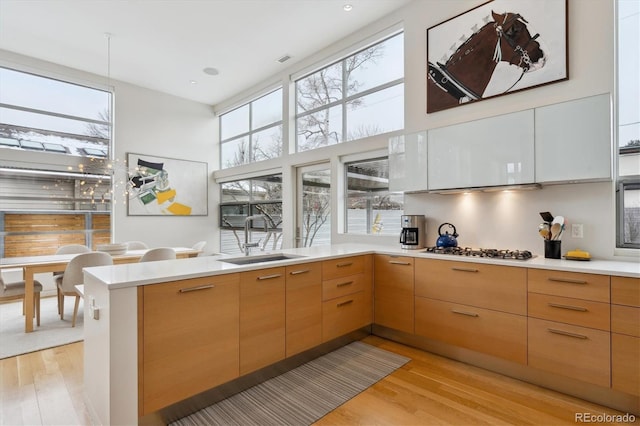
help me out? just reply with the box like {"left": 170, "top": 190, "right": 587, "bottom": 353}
{"left": 171, "top": 341, "right": 410, "bottom": 426}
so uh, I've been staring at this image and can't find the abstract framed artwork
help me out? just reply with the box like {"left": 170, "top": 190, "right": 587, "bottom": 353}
{"left": 126, "top": 153, "right": 208, "bottom": 216}
{"left": 427, "top": 0, "right": 568, "bottom": 113}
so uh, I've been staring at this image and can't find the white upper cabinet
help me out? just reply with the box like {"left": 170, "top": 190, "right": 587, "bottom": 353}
{"left": 388, "top": 131, "right": 428, "bottom": 192}
{"left": 427, "top": 110, "right": 535, "bottom": 190}
{"left": 535, "top": 94, "right": 612, "bottom": 183}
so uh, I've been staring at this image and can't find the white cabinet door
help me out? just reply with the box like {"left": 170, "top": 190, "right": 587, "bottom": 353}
{"left": 388, "top": 131, "right": 428, "bottom": 192}
{"left": 427, "top": 110, "right": 535, "bottom": 190}
{"left": 535, "top": 94, "right": 612, "bottom": 183}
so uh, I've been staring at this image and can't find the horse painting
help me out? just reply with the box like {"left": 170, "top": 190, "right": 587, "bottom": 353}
{"left": 427, "top": 10, "right": 547, "bottom": 113}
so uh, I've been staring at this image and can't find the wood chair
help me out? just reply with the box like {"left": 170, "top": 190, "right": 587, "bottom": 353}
{"left": 58, "top": 251, "right": 113, "bottom": 327}
{"left": 0, "top": 276, "right": 43, "bottom": 327}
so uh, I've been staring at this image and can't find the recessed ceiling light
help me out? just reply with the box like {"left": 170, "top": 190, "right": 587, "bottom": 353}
{"left": 190, "top": 80, "right": 197, "bottom": 85}
{"left": 343, "top": 4, "right": 353, "bottom": 12}
{"left": 203, "top": 67, "right": 219, "bottom": 76}
{"left": 277, "top": 55, "right": 291, "bottom": 63}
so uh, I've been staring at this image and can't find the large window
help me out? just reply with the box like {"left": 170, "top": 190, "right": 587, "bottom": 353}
{"left": 219, "top": 88, "right": 283, "bottom": 169}
{"left": 219, "top": 174, "right": 283, "bottom": 254}
{"left": 295, "top": 32, "right": 404, "bottom": 152}
{"left": 345, "top": 157, "right": 403, "bottom": 235}
{"left": 617, "top": 0, "right": 640, "bottom": 249}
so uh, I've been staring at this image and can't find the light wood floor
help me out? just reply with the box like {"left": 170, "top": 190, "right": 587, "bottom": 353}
{"left": 0, "top": 336, "right": 637, "bottom": 425}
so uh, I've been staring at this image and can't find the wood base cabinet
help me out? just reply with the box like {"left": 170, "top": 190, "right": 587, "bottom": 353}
{"left": 374, "top": 255, "right": 414, "bottom": 333}
{"left": 415, "top": 297, "right": 527, "bottom": 364}
{"left": 240, "top": 267, "right": 285, "bottom": 375}
{"left": 140, "top": 274, "right": 240, "bottom": 415}
{"left": 285, "top": 262, "right": 322, "bottom": 357}
{"left": 611, "top": 276, "right": 640, "bottom": 396}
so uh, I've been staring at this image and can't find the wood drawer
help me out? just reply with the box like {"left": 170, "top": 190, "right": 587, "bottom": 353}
{"left": 611, "top": 276, "right": 640, "bottom": 307}
{"left": 286, "top": 262, "right": 322, "bottom": 357}
{"left": 611, "top": 304, "right": 640, "bottom": 337}
{"left": 415, "top": 296, "right": 527, "bottom": 364}
{"left": 612, "top": 333, "right": 640, "bottom": 396}
{"left": 528, "top": 293, "right": 610, "bottom": 331}
{"left": 528, "top": 269, "right": 610, "bottom": 302}
{"left": 322, "top": 273, "right": 365, "bottom": 301}
{"left": 528, "top": 317, "right": 610, "bottom": 387}
{"left": 374, "top": 254, "right": 414, "bottom": 297}
{"left": 374, "top": 294, "right": 414, "bottom": 334}
{"left": 322, "top": 291, "right": 367, "bottom": 342}
{"left": 322, "top": 255, "right": 365, "bottom": 280}
{"left": 415, "top": 258, "right": 527, "bottom": 315}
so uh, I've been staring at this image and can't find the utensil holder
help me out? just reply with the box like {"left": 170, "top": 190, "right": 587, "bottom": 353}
{"left": 544, "top": 240, "right": 561, "bottom": 259}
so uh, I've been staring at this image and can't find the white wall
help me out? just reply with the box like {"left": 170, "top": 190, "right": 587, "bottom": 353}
{"left": 213, "top": 0, "right": 637, "bottom": 260}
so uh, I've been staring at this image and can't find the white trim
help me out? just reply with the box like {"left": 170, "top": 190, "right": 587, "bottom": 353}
{"left": 215, "top": 167, "right": 283, "bottom": 184}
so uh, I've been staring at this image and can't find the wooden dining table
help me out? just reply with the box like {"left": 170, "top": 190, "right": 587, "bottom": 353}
{"left": 0, "top": 247, "right": 200, "bottom": 332}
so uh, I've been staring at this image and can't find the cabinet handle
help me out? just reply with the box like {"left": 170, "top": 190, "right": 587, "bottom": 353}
{"left": 257, "top": 274, "right": 282, "bottom": 280}
{"left": 337, "top": 299, "right": 354, "bottom": 308}
{"left": 179, "top": 284, "right": 215, "bottom": 293}
{"left": 451, "top": 309, "right": 479, "bottom": 317}
{"left": 548, "top": 277, "right": 587, "bottom": 285}
{"left": 289, "top": 269, "right": 310, "bottom": 275}
{"left": 548, "top": 302, "right": 588, "bottom": 312}
{"left": 451, "top": 267, "right": 479, "bottom": 273}
{"left": 389, "top": 261, "right": 411, "bottom": 265}
{"left": 336, "top": 262, "right": 353, "bottom": 268}
{"left": 547, "top": 328, "right": 588, "bottom": 339}
{"left": 336, "top": 281, "right": 353, "bottom": 287}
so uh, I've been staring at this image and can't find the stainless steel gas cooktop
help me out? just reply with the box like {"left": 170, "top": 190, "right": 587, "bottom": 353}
{"left": 424, "top": 246, "right": 534, "bottom": 260}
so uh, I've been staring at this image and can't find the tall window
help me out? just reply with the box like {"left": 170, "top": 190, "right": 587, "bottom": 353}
{"left": 0, "top": 67, "right": 113, "bottom": 256}
{"left": 219, "top": 88, "right": 283, "bottom": 169}
{"left": 295, "top": 32, "right": 404, "bottom": 152}
{"left": 345, "top": 157, "right": 403, "bottom": 235}
{"left": 617, "top": 0, "right": 640, "bottom": 249}
{"left": 219, "top": 174, "right": 283, "bottom": 254}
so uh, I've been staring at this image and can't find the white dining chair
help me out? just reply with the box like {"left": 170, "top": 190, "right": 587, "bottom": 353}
{"left": 139, "top": 247, "right": 176, "bottom": 262}
{"left": 53, "top": 244, "right": 91, "bottom": 314}
{"left": 58, "top": 251, "right": 113, "bottom": 327}
{"left": 0, "top": 276, "right": 43, "bottom": 327}
{"left": 125, "top": 241, "right": 149, "bottom": 250}
{"left": 191, "top": 241, "right": 207, "bottom": 255}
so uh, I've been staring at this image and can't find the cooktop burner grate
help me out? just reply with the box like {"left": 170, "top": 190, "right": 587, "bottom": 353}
{"left": 424, "top": 246, "right": 533, "bottom": 260}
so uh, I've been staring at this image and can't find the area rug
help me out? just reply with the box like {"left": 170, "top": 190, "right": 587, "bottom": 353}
{"left": 0, "top": 296, "right": 84, "bottom": 359}
{"left": 170, "top": 340, "right": 410, "bottom": 426}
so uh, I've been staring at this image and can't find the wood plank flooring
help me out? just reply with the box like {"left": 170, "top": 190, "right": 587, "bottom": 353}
{"left": 0, "top": 336, "right": 637, "bottom": 425}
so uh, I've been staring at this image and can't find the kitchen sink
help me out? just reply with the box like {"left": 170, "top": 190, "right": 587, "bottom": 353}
{"left": 220, "top": 253, "right": 306, "bottom": 265}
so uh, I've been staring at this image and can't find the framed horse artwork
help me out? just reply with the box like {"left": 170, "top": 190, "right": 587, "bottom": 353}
{"left": 427, "top": 0, "right": 568, "bottom": 113}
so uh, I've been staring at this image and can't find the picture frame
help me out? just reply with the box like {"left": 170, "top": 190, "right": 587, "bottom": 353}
{"left": 126, "top": 153, "right": 208, "bottom": 216}
{"left": 427, "top": 0, "right": 568, "bottom": 113}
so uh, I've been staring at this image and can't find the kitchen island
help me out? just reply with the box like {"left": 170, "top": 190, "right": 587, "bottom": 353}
{"left": 82, "top": 244, "right": 639, "bottom": 425}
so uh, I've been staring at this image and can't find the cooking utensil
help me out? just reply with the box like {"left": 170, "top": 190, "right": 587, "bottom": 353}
{"left": 550, "top": 222, "right": 562, "bottom": 240}
{"left": 436, "top": 223, "right": 459, "bottom": 248}
{"left": 551, "top": 216, "right": 565, "bottom": 240}
{"left": 538, "top": 223, "right": 550, "bottom": 240}
{"left": 539, "top": 211, "right": 554, "bottom": 223}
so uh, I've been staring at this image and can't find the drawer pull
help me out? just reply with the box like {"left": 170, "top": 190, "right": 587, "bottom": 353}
{"left": 451, "top": 267, "right": 479, "bottom": 273}
{"left": 336, "top": 281, "right": 353, "bottom": 287}
{"left": 389, "top": 261, "right": 411, "bottom": 265}
{"left": 548, "top": 302, "right": 588, "bottom": 312}
{"left": 548, "top": 328, "right": 588, "bottom": 339}
{"left": 257, "top": 274, "right": 282, "bottom": 280}
{"left": 289, "top": 269, "right": 310, "bottom": 275}
{"left": 336, "top": 262, "right": 353, "bottom": 268}
{"left": 451, "top": 309, "right": 479, "bottom": 317}
{"left": 179, "top": 284, "right": 215, "bottom": 293}
{"left": 337, "top": 299, "right": 354, "bottom": 308}
{"left": 548, "top": 277, "right": 587, "bottom": 285}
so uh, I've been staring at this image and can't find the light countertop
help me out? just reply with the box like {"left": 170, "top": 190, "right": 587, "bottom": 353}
{"left": 83, "top": 243, "right": 639, "bottom": 290}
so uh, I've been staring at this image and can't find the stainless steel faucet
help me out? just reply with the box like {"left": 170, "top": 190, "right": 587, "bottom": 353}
{"left": 242, "top": 214, "right": 266, "bottom": 256}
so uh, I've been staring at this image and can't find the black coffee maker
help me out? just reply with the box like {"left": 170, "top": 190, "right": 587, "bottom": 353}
{"left": 399, "top": 215, "right": 426, "bottom": 250}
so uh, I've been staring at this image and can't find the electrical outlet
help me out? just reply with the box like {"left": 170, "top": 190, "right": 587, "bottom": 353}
{"left": 571, "top": 223, "right": 584, "bottom": 238}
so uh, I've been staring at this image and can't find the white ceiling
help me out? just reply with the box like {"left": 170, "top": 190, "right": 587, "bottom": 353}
{"left": 0, "top": 0, "right": 412, "bottom": 106}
